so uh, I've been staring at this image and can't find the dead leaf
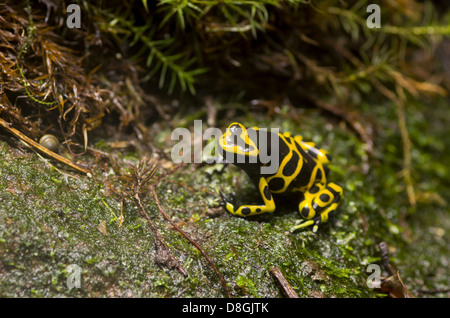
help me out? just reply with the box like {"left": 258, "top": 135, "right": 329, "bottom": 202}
{"left": 380, "top": 271, "right": 415, "bottom": 298}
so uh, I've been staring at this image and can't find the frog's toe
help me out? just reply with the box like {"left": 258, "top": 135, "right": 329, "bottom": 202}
{"left": 219, "top": 191, "right": 234, "bottom": 205}
{"left": 291, "top": 220, "right": 314, "bottom": 232}
{"left": 219, "top": 190, "right": 228, "bottom": 205}
{"left": 219, "top": 191, "right": 237, "bottom": 213}
{"left": 291, "top": 216, "right": 322, "bottom": 233}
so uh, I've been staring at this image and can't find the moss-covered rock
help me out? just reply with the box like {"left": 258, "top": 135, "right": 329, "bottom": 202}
{"left": 1, "top": 96, "right": 448, "bottom": 298}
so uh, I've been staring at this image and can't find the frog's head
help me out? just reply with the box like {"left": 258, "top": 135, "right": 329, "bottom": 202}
{"left": 218, "top": 122, "right": 259, "bottom": 163}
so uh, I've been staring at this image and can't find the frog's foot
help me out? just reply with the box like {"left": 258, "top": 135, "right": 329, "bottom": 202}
{"left": 219, "top": 190, "right": 275, "bottom": 216}
{"left": 219, "top": 191, "right": 251, "bottom": 216}
{"left": 219, "top": 191, "right": 236, "bottom": 212}
{"left": 291, "top": 209, "right": 338, "bottom": 233}
{"left": 291, "top": 215, "right": 322, "bottom": 233}
{"left": 219, "top": 177, "right": 276, "bottom": 217}
{"left": 295, "top": 182, "right": 343, "bottom": 232}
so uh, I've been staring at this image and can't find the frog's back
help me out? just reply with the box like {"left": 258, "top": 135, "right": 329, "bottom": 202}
{"left": 259, "top": 130, "right": 322, "bottom": 194}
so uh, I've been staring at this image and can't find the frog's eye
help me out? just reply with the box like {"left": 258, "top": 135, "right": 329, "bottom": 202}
{"left": 242, "top": 145, "right": 255, "bottom": 153}
{"left": 229, "top": 123, "right": 243, "bottom": 134}
{"left": 229, "top": 125, "right": 239, "bottom": 134}
{"left": 220, "top": 122, "right": 258, "bottom": 157}
{"left": 226, "top": 129, "right": 242, "bottom": 146}
{"left": 227, "top": 124, "right": 245, "bottom": 145}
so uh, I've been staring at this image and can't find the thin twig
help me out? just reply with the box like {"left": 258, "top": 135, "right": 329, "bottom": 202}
{"left": 369, "top": 79, "right": 416, "bottom": 206}
{"left": 379, "top": 242, "right": 395, "bottom": 276}
{"left": 269, "top": 267, "right": 299, "bottom": 298}
{"left": 0, "top": 117, "right": 90, "bottom": 175}
{"left": 127, "top": 158, "right": 231, "bottom": 296}
{"left": 131, "top": 159, "right": 187, "bottom": 276}
{"left": 134, "top": 189, "right": 188, "bottom": 277}
{"left": 150, "top": 186, "right": 232, "bottom": 298}
{"left": 395, "top": 84, "right": 416, "bottom": 206}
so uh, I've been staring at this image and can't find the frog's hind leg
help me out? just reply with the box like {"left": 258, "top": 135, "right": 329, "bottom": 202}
{"left": 220, "top": 177, "right": 275, "bottom": 217}
{"left": 293, "top": 182, "right": 343, "bottom": 232}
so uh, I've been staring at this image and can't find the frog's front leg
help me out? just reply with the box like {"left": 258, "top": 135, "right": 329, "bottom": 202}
{"left": 293, "top": 182, "right": 343, "bottom": 232}
{"left": 220, "top": 177, "right": 275, "bottom": 216}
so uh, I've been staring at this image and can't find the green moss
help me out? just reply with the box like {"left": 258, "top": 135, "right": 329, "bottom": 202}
{"left": 1, "top": 96, "right": 449, "bottom": 297}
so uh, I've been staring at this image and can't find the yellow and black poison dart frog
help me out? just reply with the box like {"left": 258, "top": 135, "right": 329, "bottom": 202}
{"left": 217, "top": 122, "right": 343, "bottom": 232}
